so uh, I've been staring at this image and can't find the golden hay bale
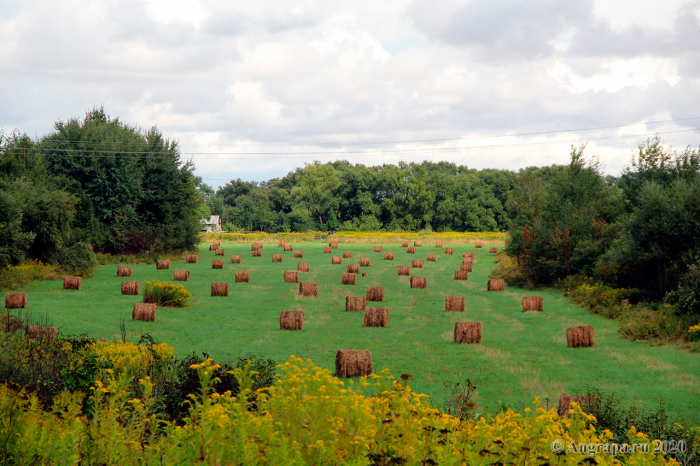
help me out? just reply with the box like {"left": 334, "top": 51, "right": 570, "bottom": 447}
{"left": 186, "top": 255, "right": 198, "bottom": 264}
{"left": 343, "top": 251, "right": 353, "bottom": 258}
{"left": 212, "top": 259, "right": 224, "bottom": 269}
{"left": 156, "top": 260, "right": 170, "bottom": 270}
{"left": 557, "top": 394, "right": 597, "bottom": 416}
{"left": 489, "top": 247, "right": 498, "bottom": 254}
{"left": 280, "top": 310, "right": 303, "bottom": 330}
{"left": 445, "top": 247, "right": 454, "bottom": 255}
{"left": 329, "top": 242, "right": 339, "bottom": 249}
{"left": 366, "top": 286, "right": 384, "bottom": 301}
{"left": 173, "top": 270, "right": 190, "bottom": 282}
{"left": 487, "top": 279, "right": 505, "bottom": 291}
{"left": 397, "top": 265, "right": 410, "bottom": 276}
{"left": 460, "top": 262, "right": 473, "bottom": 272}
{"left": 63, "top": 276, "right": 82, "bottom": 290}
{"left": 522, "top": 296, "right": 544, "bottom": 312}
{"left": 323, "top": 246, "right": 332, "bottom": 253}
{"left": 298, "top": 262, "right": 310, "bottom": 272}
{"left": 384, "top": 252, "right": 395, "bottom": 260}
{"left": 231, "top": 255, "right": 242, "bottom": 264}
{"left": 412, "top": 259, "right": 424, "bottom": 268}
{"left": 272, "top": 254, "right": 283, "bottom": 263}
{"left": 335, "top": 349, "right": 373, "bottom": 378}
{"left": 342, "top": 273, "right": 357, "bottom": 285}
{"left": 251, "top": 243, "right": 262, "bottom": 251}
{"left": 253, "top": 250, "right": 263, "bottom": 257}
{"left": 426, "top": 254, "right": 437, "bottom": 262}
{"left": 294, "top": 250, "right": 304, "bottom": 258}
{"left": 414, "top": 240, "right": 423, "bottom": 247}
{"left": 298, "top": 282, "right": 318, "bottom": 297}
{"left": 463, "top": 252, "right": 475, "bottom": 259}
{"left": 284, "top": 245, "right": 293, "bottom": 252}
{"left": 213, "top": 240, "right": 222, "bottom": 247}
{"left": 454, "top": 271, "right": 469, "bottom": 280}
{"left": 410, "top": 276, "right": 427, "bottom": 289}
{"left": 348, "top": 263, "right": 361, "bottom": 274}
{"left": 346, "top": 296, "right": 366, "bottom": 312}
{"left": 462, "top": 256, "right": 474, "bottom": 265}
{"left": 401, "top": 241, "right": 409, "bottom": 247}
{"left": 209, "top": 244, "right": 218, "bottom": 251}
{"left": 26, "top": 325, "right": 57, "bottom": 340}
{"left": 5, "top": 293, "right": 27, "bottom": 309}
{"left": 235, "top": 271, "right": 250, "bottom": 283}
{"left": 215, "top": 249, "right": 225, "bottom": 256}
{"left": 364, "top": 308, "right": 388, "bottom": 327}
{"left": 435, "top": 241, "right": 444, "bottom": 248}
{"left": 121, "top": 281, "right": 140, "bottom": 295}
{"left": 133, "top": 303, "right": 157, "bottom": 322}
{"left": 284, "top": 271, "right": 299, "bottom": 283}
{"left": 117, "top": 265, "right": 132, "bottom": 277}
{"left": 475, "top": 241, "right": 484, "bottom": 248}
{"left": 359, "top": 258, "right": 371, "bottom": 267}
{"left": 278, "top": 240, "right": 286, "bottom": 247}
{"left": 445, "top": 295, "right": 465, "bottom": 312}
{"left": 566, "top": 325, "right": 595, "bottom": 348}
{"left": 211, "top": 282, "right": 229, "bottom": 297}
{"left": 362, "top": 272, "right": 367, "bottom": 277}
{"left": 373, "top": 246, "right": 383, "bottom": 253}
{"left": 454, "top": 322, "right": 481, "bottom": 344}
{"left": 406, "top": 247, "right": 416, "bottom": 254}
{"left": 332, "top": 255, "right": 343, "bottom": 265}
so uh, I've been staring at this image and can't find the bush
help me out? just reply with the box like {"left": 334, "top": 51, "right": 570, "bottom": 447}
{"left": 488, "top": 251, "right": 530, "bottom": 287}
{"left": 142, "top": 280, "right": 192, "bottom": 307}
{"left": 58, "top": 241, "right": 97, "bottom": 276}
{"left": 0, "top": 259, "right": 61, "bottom": 291}
{"left": 666, "top": 261, "right": 700, "bottom": 317}
{"left": 568, "top": 282, "right": 644, "bottom": 310}
{"left": 689, "top": 324, "right": 700, "bottom": 342}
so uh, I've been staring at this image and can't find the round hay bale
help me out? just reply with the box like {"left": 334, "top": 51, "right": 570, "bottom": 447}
{"left": 445, "top": 295, "right": 465, "bottom": 312}
{"left": 298, "top": 262, "right": 310, "bottom": 272}
{"left": 133, "top": 303, "right": 157, "bottom": 322}
{"left": 397, "top": 265, "right": 410, "bottom": 276}
{"left": 235, "top": 271, "right": 250, "bottom": 283}
{"left": 5, "top": 293, "right": 27, "bottom": 309}
{"left": 298, "top": 282, "right": 318, "bottom": 297}
{"left": 331, "top": 255, "right": 342, "bottom": 265}
{"left": 460, "top": 262, "right": 473, "bottom": 272}
{"left": 557, "top": 394, "right": 596, "bottom": 416}
{"left": 121, "top": 281, "right": 140, "bottom": 295}
{"left": 454, "top": 322, "right": 481, "bottom": 344}
{"left": 412, "top": 259, "right": 424, "bottom": 269}
{"left": 342, "top": 251, "right": 353, "bottom": 258}
{"left": 487, "top": 279, "right": 505, "bottom": 291}
{"left": 280, "top": 310, "right": 303, "bottom": 330}
{"left": 63, "top": 276, "right": 82, "bottom": 290}
{"left": 342, "top": 273, "right": 357, "bottom": 285}
{"left": 211, "top": 282, "right": 229, "bottom": 297}
{"left": 475, "top": 241, "right": 484, "bottom": 248}
{"left": 186, "top": 255, "right": 198, "bottom": 264}
{"left": 272, "top": 254, "right": 283, "bottom": 263}
{"left": 215, "top": 249, "right": 225, "bottom": 256}
{"left": 489, "top": 247, "right": 498, "bottom": 254}
{"left": 348, "top": 263, "right": 361, "bottom": 274}
{"left": 410, "top": 276, "right": 427, "bottom": 288}
{"left": 251, "top": 243, "right": 262, "bottom": 251}
{"left": 566, "top": 325, "right": 595, "bottom": 348}
{"left": 445, "top": 247, "right": 454, "bottom": 255}
{"left": 435, "top": 241, "right": 444, "bottom": 248}
{"left": 209, "top": 244, "right": 218, "bottom": 251}
{"left": 230, "top": 255, "right": 242, "bottom": 264}
{"left": 406, "top": 247, "right": 416, "bottom": 254}
{"left": 213, "top": 240, "right": 222, "bottom": 247}
{"left": 323, "top": 247, "right": 332, "bottom": 254}
{"left": 414, "top": 240, "right": 423, "bottom": 247}
{"left": 284, "top": 271, "right": 299, "bottom": 283}
{"left": 156, "top": 260, "right": 170, "bottom": 270}
{"left": 362, "top": 272, "right": 367, "bottom": 277}
{"left": 384, "top": 252, "right": 395, "bottom": 260}
{"left": 278, "top": 240, "right": 286, "bottom": 247}
{"left": 345, "top": 296, "right": 366, "bottom": 312}
{"left": 522, "top": 296, "right": 543, "bottom": 312}
{"left": 212, "top": 259, "right": 224, "bottom": 269}
{"left": 26, "top": 325, "right": 57, "bottom": 340}
{"left": 454, "top": 271, "right": 469, "bottom": 280}
{"left": 335, "top": 349, "right": 373, "bottom": 378}
{"left": 366, "top": 286, "right": 384, "bottom": 301}
{"left": 329, "top": 242, "right": 339, "bottom": 249}
{"left": 173, "top": 270, "right": 190, "bottom": 282}
{"left": 284, "top": 245, "right": 293, "bottom": 252}
{"left": 359, "top": 258, "right": 371, "bottom": 267}
{"left": 401, "top": 241, "right": 409, "bottom": 248}
{"left": 253, "top": 250, "right": 263, "bottom": 257}
{"left": 117, "top": 266, "right": 132, "bottom": 277}
{"left": 463, "top": 252, "right": 474, "bottom": 259}
{"left": 294, "top": 250, "right": 305, "bottom": 258}
{"left": 364, "top": 308, "right": 388, "bottom": 327}
{"left": 373, "top": 246, "right": 383, "bottom": 253}
{"left": 426, "top": 254, "right": 437, "bottom": 262}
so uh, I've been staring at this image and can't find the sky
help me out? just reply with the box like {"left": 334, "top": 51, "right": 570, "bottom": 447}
{"left": 1, "top": 0, "right": 700, "bottom": 188}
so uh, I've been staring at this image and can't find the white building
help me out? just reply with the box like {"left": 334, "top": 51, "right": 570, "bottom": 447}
{"left": 200, "top": 215, "right": 221, "bottom": 233}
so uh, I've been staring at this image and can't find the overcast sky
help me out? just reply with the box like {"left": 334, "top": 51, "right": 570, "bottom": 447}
{"left": 2, "top": 0, "right": 699, "bottom": 187}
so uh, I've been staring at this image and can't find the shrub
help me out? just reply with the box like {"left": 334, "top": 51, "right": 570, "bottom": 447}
{"left": 58, "top": 241, "right": 97, "bottom": 277}
{"left": 568, "top": 282, "right": 643, "bottom": 310}
{"left": 666, "top": 261, "right": 700, "bottom": 317}
{"left": 142, "top": 280, "right": 192, "bottom": 307}
{"left": 0, "top": 259, "right": 61, "bottom": 291}
{"left": 689, "top": 323, "right": 700, "bottom": 342}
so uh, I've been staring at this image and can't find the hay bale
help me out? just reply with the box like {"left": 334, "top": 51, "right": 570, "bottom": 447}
{"left": 280, "top": 310, "right": 303, "bottom": 330}
{"left": 186, "top": 255, "right": 198, "bottom": 264}
{"left": 454, "top": 322, "right": 481, "bottom": 344}
{"left": 366, "top": 287, "right": 384, "bottom": 301}
{"left": 5, "top": 293, "right": 27, "bottom": 309}
{"left": 343, "top": 251, "right": 353, "bottom": 258}
{"left": 323, "top": 247, "right": 332, "bottom": 254}
{"left": 294, "top": 250, "right": 304, "bottom": 258}
{"left": 445, "top": 295, "right": 465, "bottom": 312}
{"left": 284, "top": 245, "right": 293, "bottom": 252}
{"left": 133, "top": 303, "right": 157, "bottom": 322}
{"left": 284, "top": 271, "right": 299, "bottom": 283}
{"left": 406, "top": 247, "right": 416, "bottom": 254}
{"left": 251, "top": 243, "right": 262, "bottom": 251}
{"left": 117, "top": 266, "right": 132, "bottom": 277}
{"left": 272, "top": 254, "right": 283, "bottom": 263}
{"left": 332, "top": 255, "right": 342, "bottom": 265}
{"left": 397, "top": 265, "right": 410, "bottom": 276}
{"left": 156, "top": 260, "right": 169, "bottom": 270}
{"left": 235, "top": 271, "right": 250, "bottom": 283}
{"left": 566, "top": 325, "right": 595, "bottom": 348}
{"left": 329, "top": 242, "right": 339, "bottom": 249}
{"left": 63, "top": 276, "right": 82, "bottom": 290}
{"left": 414, "top": 240, "right": 423, "bottom": 247}
{"left": 231, "top": 255, "right": 242, "bottom": 264}
{"left": 298, "top": 282, "right": 318, "bottom": 297}
{"left": 522, "top": 296, "right": 543, "bottom": 312}
{"left": 475, "top": 241, "right": 484, "bottom": 248}
{"left": 342, "top": 273, "right": 357, "bottom": 285}
{"left": 557, "top": 394, "right": 596, "bottom": 416}
{"left": 489, "top": 247, "right": 498, "bottom": 254}
{"left": 215, "top": 249, "right": 225, "bottom": 256}
{"left": 401, "top": 241, "right": 409, "bottom": 247}
{"left": 445, "top": 247, "right": 454, "bottom": 255}
{"left": 412, "top": 259, "right": 424, "bottom": 268}
{"left": 362, "top": 272, "right": 367, "bottom": 277}
{"left": 460, "top": 262, "right": 473, "bottom": 272}
{"left": 173, "top": 270, "right": 190, "bottom": 281}
{"left": 373, "top": 246, "right": 383, "bottom": 253}
{"left": 384, "top": 252, "right": 395, "bottom": 260}
{"left": 298, "top": 262, "right": 310, "bottom": 272}
{"left": 211, "top": 282, "right": 229, "bottom": 297}
{"left": 348, "top": 263, "right": 361, "bottom": 274}
{"left": 212, "top": 259, "right": 224, "bottom": 269}
{"left": 454, "top": 271, "right": 469, "bottom": 280}
{"left": 345, "top": 296, "right": 366, "bottom": 312}
{"left": 487, "top": 279, "right": 505, "bottom": 291}
{"left": 278, "top": 240, "right": 286, "bottom": 247}
{"left": 121, "top": 281, "right": 140, "bottom": 295}
{"left": 253, "top": 250, "right": 263, "bottom": 257}
{"left": 435, "top": 241, "right": 444, "bottom": 248}
{"left": 410, "top": 276, "right": 427, "bottom": 289}
{"left": 364, "top": 308, "right": 388, "bottom": 327}
{"left": 26, "top": 325, "right": 57, "bottom": 340}
{"left": 335, "top": 349, "right": 373, "bottom": 378}
{"left": 209, "top": 244, "right": 218, "bottom": 251}
{"left": 426, "top": 254, "right": 437, "bottom": 262}
{"left": 213, "top": 240, "right": 222, "bottom": 247}
{"left": 359, "top": 258, "right": 371, "bottom": 267}
{"left": 463, "top": 252, "right": 475, "bottom": 259}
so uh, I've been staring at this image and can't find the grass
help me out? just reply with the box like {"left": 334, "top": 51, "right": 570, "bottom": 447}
{"left": 9, "top": 241, "right": 700, "bottom": 425}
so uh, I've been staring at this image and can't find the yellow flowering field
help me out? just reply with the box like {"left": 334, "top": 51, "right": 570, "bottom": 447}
{"left": 203, "top": 230, "right": 508, "bottom": 244}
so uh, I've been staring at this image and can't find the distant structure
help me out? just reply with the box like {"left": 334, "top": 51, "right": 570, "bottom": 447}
{"left": 200, "top": 215, "right": 221, "bottom": 233}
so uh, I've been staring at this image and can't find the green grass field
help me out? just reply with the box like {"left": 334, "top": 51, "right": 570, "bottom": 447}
{"left": 11, "top": 241, "right": 700, "bottom": 425}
